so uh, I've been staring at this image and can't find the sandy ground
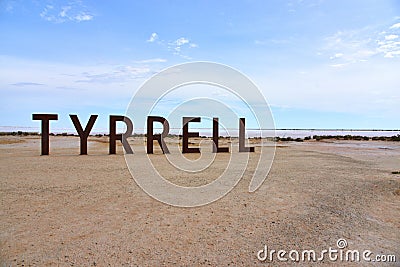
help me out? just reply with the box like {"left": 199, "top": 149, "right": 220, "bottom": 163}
{"left": 0, "top": 136, "right": 399, "bottom": 266}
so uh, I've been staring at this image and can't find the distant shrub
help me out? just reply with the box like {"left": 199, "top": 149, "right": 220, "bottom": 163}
{"left": 273, "top": 134, "right": 398, "bottom": 142}
{"left": 389, "top": 135, "right": 400, "bottom": 141}
{"left": 279, "top": 137, "right": 293, "bottom": 142}
{"left": 344, "top": 135, "right": 351, "bottom": 140}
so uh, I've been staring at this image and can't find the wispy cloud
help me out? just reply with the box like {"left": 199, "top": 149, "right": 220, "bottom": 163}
{"left": 169, "top": 37, "right": 188, "bottom": 54}
{"left": 12, "top": 82, "right": 44, "bottom": 87}
{"left": 133, "top": 58, "right": 167, "bottom": 64}
{"left": 174, "top": 37, "right": 189, "bottom": 47}
{"left": 329, "top": 63, "right": 348, "bottom": 68}
{"left": 147, "top": 32, "right": 158, "bottom": 43}
{"left": 385, "top": 34, "right": 398, "bottom": 40}
{"left": 74, "top": 13, "right": 93, "bottom": 22}
{"left": 146, "top": 33, "right": 198, "bottom": 59}
{"left": 0, "top": 55, "right": 163, "bottom": 111}
{"left": 389, "top": 22, "right": 400, "bottom": 29}
{"left": 254, "top": 39, "right": 291, "bottom": 46}
{"left": 323, "top": 28, "right": 376, "bottom": 66}
{"left": 2, "top": 1, "right": 14, "bottom": 13}
{"left": 40, "top": 1, "right": 94, "bottom": 23}
{"left": 168, "top": 37, "right": 198, "bottom": 59}
{"left": 75, "top": 66, "right": 152, "bottom": 84}
{"left": 322, "top": 20, "right": 400, "bottom": 67}
{"left": 378, "top": 29, "right": 400, "bottom": 58}
{"left": 329, "top": 53, "right": 344, "bottom": 60}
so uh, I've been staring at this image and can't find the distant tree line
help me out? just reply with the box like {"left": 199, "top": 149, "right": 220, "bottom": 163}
{"left": 1, "top": 131, "right": 399, "bottom": 142}
{"left": 274, "top": 134, "right": 400, "bottom": 142}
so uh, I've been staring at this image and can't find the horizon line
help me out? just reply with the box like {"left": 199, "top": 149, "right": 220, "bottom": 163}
{"left": 1, "top": 126, "right": 400, "bottom": 132}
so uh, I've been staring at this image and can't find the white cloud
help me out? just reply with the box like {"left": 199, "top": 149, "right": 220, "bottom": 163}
{"left": 329, "top": 63, "right": 348, "bottom": 68}
{"left": 322, "top": 29, "right": 377, "bottom": 64}
{"left": 74, "top": 13, "right": 93, "bottom": 22}
{"left": 147, "top": 33, "right": 158, "bottom": 43}
{"left": 385, "top": 34, "right": 398, "bottom": 40}
{"left": 389, "top": 23, "right": 400, "bottom": 29}
{"left": 329, "top": 53, "right": 344, "bottom": 60}
{"left": 40, "top": 5, "right": 54, "bottom": 21}
{"left": 59, "top": 6, "right": 71, "bottom": 17}
{"left": 169, "top": 37, "right": 197, "bottom": 58}
{"left": 76, "top": 65, "right": 152, "bottom": 84}
{"left": 322, "top": 22, "right": 400, "bottom": 66}
{"left": 12, "top": 82, "right": 44, "bottom": 87}
{"left": 134, "top": 58, "right": 167, "bottom": 63}
{"left": 0, "top": 55, "right": 158, "bottom": 90}
{"left": 174, "top": 37, "right": 189, "bottom": 46}
{"left": 40, "top": 2, "right": 94, "bottom": 23}
{"left": 383, "top": 50, "right": 400, "bottom": 58}
{"left": 148, "top": 34, "right": 198, "bottom": 59}
{"left": 377, "top": 38, "right": 400, "bottom": 58}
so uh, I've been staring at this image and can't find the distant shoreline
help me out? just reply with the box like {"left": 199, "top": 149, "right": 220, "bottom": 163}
{"left": 1, "top": 131, "right": 399, "bottom": 142}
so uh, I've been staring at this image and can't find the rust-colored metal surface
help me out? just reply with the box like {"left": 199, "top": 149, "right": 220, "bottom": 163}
{"left": 239, "top": 118, "right": 254, "bottom": 152}
{"left": 109, "top": 115, "right": 133, "bottom": 154}
{"left": 70, "top": 114, "right": 98, "bottom": 155}
{"left": 182, "top": 117, "right": 200, "bottom": 154}
{"left": 212, "top": 117, "right": 229, "bottom": 153}
{"left": 32, "top": 114, "right": 58, "bottom": 155}
{"left": 146, "top": 116, "right": 170, "bottom": 154}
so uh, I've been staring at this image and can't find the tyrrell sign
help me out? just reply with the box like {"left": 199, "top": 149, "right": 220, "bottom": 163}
{"left": 32, "top": 114, "right": 254, "bottom": 155}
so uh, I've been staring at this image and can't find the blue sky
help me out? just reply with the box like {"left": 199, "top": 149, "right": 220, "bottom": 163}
{"left": 0, "top": 0, "right": 399, "bottom": 133}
